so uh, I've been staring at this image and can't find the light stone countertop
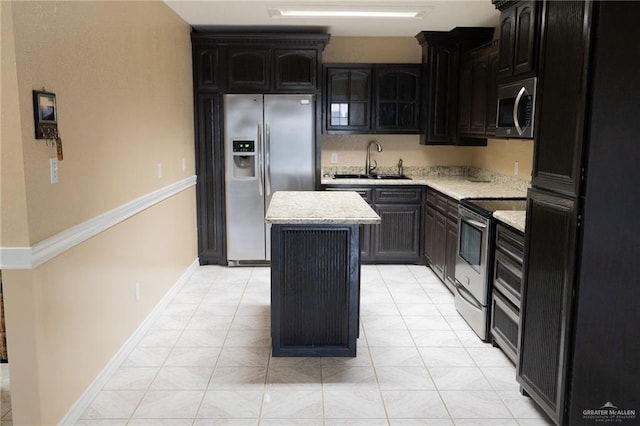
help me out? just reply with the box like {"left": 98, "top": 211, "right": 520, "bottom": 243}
{"left": 321, "top": 174, "right": 528, "bottom": 201}
{"left": 494, "top": 210, "right": 527, "bottom": 233}
{"left": 265, "top": 191, "right": 381, "bottom": 225}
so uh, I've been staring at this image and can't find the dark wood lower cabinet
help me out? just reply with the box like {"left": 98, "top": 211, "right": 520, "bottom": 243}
{"left": 424, "top": 203, "right": 436, "bottom": 266}
{"left": 491, "top": 224, "right": 525, "bottom": 364}
{"left": 444, "top": 215, "right": 458, "bottom": 291}
{"left": 519, "top": 188, "right": 578, "bottom": 423}
{"left": 325, "top": 185, "right": 425, "bottom": 264}
{"left": 425, "top": 189, "right": 459, "bottom": 292}
{"left": 374, "top": 204, "right": 422, "bottom": 262}
{"left": 431, "top": 209, "right": 446, "bottom": 279}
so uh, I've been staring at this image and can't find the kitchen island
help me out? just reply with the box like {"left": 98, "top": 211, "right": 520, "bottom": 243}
{"left": 265, "top": 191, "right": 380, "bottom": 357}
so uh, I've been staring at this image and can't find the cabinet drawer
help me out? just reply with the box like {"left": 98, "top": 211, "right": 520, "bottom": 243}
{"left": 491, "top": 290, "right": 519, "bottom": 363}
{"left": 446, "top": 199, "right": 459, "bottom": 221}
{"left": 426, "top": 191, "right": 438, "bottom": 206}
{"left": 436, "top": 194, "right": 449, "bottom": 212}
{"left": 493, "top": 249, "right": 523, "bottom": 307}
{"left": 325, "top": 187, "right": 373, "bottom": 203}
{"left": 495, "top": 224, "right": 524, "bottom": 263}
{"left": 375, "top": 187, "right": 422, "bottom": 204}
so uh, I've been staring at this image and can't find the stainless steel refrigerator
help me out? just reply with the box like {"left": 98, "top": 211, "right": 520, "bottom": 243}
{"left": 224, "top": 94, "right": 315, "bottom": 264}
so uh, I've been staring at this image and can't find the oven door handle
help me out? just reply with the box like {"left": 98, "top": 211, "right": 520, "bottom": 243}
{"left": 462, "top": 218, "right": 488, "bottom": 229}
{"left": 455, "top": 282, "right": 483, "bottom": 309}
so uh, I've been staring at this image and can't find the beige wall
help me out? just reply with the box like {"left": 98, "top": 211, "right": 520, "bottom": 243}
{"left": 321, "top": 37, "right": 534, "bottom": 180}
{"left": 1, "top": 1, "right": 30, "bottom": 246}
{"left": 11, "top": 0, "right": 195, "bottom": 244}
{"left": 1, "top": 1, "right": 196, "bottom": 424}
{"left": 471, "top": 138, "right": 534, "bottom": 181}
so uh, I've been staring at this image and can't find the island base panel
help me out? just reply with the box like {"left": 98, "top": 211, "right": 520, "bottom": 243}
{"left": 271, "top": 224, "right": 361, "bottom": 357}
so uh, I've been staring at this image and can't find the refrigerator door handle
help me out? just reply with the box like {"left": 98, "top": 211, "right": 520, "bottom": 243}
{"left": 265, "top": 122, "right": 272, "bottom": 196}
{"left": 257, "top": 124, "right": 263, "bottom": 196}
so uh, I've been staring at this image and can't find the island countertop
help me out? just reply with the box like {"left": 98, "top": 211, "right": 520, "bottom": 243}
{"left": 265, "top": 191, "right": 381, "bottom": 225}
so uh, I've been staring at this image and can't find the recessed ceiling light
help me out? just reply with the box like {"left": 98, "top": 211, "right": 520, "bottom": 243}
{"left": 268, "top": 7, "right": 427, "bottom": 19}
{"left": 278, "top": 10, "right": 420, "bottom": 18}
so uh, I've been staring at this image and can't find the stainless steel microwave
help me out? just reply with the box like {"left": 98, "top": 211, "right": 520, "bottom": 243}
{"left": 496, "top": 77, "right": 537, "bottom": 139}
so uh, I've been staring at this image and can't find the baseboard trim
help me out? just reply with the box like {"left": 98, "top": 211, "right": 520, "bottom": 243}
{"left": 58, "top": 259, "right": 200, "bottom": 425}
{"left": 0, "top": 176, "right": 196, "bottom": 270}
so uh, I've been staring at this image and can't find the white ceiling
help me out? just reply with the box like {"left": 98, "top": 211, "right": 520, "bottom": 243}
{"left": 164, "top": 0, "right": 500, "bottom": 37}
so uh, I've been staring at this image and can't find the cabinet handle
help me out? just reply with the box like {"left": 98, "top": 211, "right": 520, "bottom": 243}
{"left": 257, "top": 124, "right": 263, "bottom": 196}
{"left": 265, "top": 122, "right": 271, "bottom": 196}
{"left": 513, "top": 86, "right": 526, "bottom": 136}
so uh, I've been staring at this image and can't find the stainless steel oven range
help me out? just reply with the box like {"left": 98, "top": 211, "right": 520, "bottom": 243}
{"left": 455, "top": 198, "right": 527, "bottom": 341}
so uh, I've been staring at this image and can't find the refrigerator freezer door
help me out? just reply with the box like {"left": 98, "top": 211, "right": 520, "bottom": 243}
{"left": 263, "top": 94, "right": 316, "bottom": 259}
{"left": 225, "top": 94, "right": 266, "bottom": 262}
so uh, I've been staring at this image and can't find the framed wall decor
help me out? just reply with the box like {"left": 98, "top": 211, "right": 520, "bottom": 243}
{"left": 33, "top": 90, "right": 58, "bottom": 139}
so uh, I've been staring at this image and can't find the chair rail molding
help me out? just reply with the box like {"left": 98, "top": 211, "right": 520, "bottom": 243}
{"left": 0, "top": 175, "right": 196, "bottom": 270}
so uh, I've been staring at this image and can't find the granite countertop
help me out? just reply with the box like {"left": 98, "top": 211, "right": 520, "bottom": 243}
{"left": 265, "top": 191, "right": 381, "bottom": 225}
{"left": 321, "top": 174, "right": 528, "bottom": 200}
{"left": 493, "top": 210, "right": 527, "bottom": 233}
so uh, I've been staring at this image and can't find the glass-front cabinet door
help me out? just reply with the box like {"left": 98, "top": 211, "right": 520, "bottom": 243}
{"left": 325, "top": 66, "right": 372, "bottom": 133}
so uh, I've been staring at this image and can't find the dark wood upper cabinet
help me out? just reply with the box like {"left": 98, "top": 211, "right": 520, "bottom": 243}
{"left": 416, "top": 28, "right": 494, "bottom": 146}
{"left": 227, "top": 48, "right": 270, "bottom": 91}
{"left": 495, "top": 1, "right": 540, "bottom": 82}
{"left": 374, "top": 65, "right": 421, "bottom": 133}
{"left": 457, "top": 58, "right": 473, "bottom": 135}
{"left": 497, "top": 7, "right": 516, "bottom": 78}
{"left": 457, "top": 40, "right": 499, "bottom": 143}
{"left": 274, "top": 49, "right": 317, "bottom": 91}
{"left": 416, "top": 34, "right": 458, "bottom": 145}
{"left": 192, "top": 32, "right": 329, "bottom": 94}
{"left": 469, "top": 56, "right": 489, "bottom": 134}
{"left": 325, "top": 66, "right": 372, "bottom": 134}
{"left": 486, "top": 48, "right": 499, "bottom": 136}
{"left": 531, "top": 0, "right": 589, "bottom": 197}
{"left": 194, "top": 47, "right": 222, "bottom": 91}
{"left": 324, "top": 64, "right": 421, "bottom": 134}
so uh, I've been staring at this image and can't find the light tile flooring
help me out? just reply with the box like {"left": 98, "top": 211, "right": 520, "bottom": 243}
{"left": 17, "top": 265, "right": 554, "bottom": 425}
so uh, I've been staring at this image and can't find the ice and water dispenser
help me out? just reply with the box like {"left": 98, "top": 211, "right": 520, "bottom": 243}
{"left": 231, "top": 140, "right": 256, "bottom": 179}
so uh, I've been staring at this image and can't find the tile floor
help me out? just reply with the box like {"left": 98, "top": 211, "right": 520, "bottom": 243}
{"left": 23, "top": 265, "right": 555, "bottom": 425}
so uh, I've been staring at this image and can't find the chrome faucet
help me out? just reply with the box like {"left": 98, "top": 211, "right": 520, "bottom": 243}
{"left": 365, "top": 140, "right": 383, "bottom": 175}
{"left": 397, "top": 158, "right": 403, "bottom": 176}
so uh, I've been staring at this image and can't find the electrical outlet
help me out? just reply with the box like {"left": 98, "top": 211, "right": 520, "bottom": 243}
{"left": 135, "top": 282, "right": 140, "bottom": 301}
{"left": 514, "top": 161, "right": 520, "bottom": 176}
{"left": 331, "top": 153, "right": 338, "bottom": 164}
{"left": 50, "top": 157, "right": 59, "bottom": 183}
{"left": 157, "top": 163, "right": 163, "bottom": 178}
{"left": 182, "top": 158, "right": 187, "bottom": 172}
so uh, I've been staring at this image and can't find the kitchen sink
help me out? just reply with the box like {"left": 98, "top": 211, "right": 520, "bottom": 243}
{"left": 332, "top": 173, "right": 411, "bottom": 180}
{"left": 371, "top": 174, "right": 412, "bottom": 180}
{"left": 332, "top": 173, "right": 371, "bottom": 179}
